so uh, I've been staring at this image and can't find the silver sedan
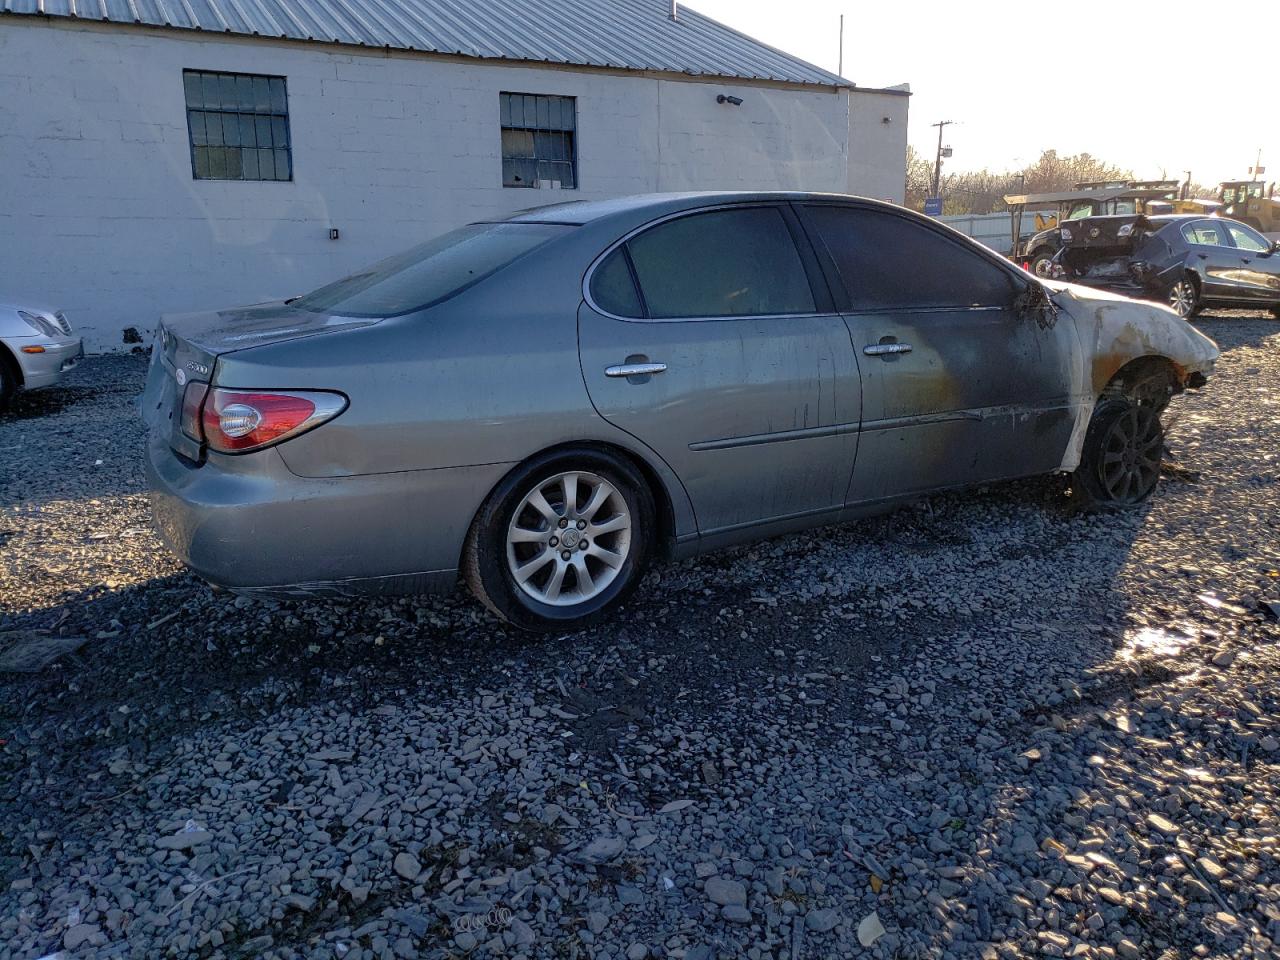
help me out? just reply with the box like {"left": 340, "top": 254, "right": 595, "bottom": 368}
{"left": 0, "top": 302, "right": 83, "bottom": 408}
{"left": 143, "top": 192, "right": 1218, "bottom": 631}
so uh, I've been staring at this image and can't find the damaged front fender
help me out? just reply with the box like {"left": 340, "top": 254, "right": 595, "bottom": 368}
{"left": 1044, "top": 280, "right": 1219, "bottom": 471}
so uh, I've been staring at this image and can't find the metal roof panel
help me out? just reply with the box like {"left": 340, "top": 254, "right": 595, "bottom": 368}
{"left": 3, "top": 0, "right": 851, "bottom": 87}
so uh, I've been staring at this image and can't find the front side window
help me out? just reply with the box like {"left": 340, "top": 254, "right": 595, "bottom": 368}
{"left": 804, "top": 205, "right": 1017, "bottom": 311}
{"left": 1181, "top": 221, "right": 1226, "bottom": 247}
{"left": 501, "top": 93, "right": 576, "bottom": 189}
{"left": 1225, "top": 222, "right": 1270, "bottom": 251}
{"left": 624, "top": 207, "right": 816, "bottom": 319}
{"left": 294, "top": 222, "right": 572, "bottom": 317}
{"left": 184, "top": 70, "right": 292, "bottom": 181}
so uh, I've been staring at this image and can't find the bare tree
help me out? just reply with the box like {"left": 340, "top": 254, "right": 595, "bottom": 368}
{"left": 901, "top": 148, "right": 1135, "bottom": 215}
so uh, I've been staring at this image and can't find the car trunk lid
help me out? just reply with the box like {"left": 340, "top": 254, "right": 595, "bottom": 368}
{"left": 142, "top": 300, "right": 379, "bottom": 461}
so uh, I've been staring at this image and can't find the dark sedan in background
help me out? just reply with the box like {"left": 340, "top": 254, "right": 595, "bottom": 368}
{"left": 1051, "top": 214, "right": 1280, "bottom": 318}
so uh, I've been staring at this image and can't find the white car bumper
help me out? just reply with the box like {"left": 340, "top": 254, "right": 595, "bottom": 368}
{"left": 3, "top": 335, "right": 84, "bottom": 389}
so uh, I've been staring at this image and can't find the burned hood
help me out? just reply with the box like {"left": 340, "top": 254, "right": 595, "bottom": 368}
{"left": 1045, "top": 280, "right": 1219, "bottom": 393}
{"left": 160, "top": 300, "right": 382, "bottom": 358}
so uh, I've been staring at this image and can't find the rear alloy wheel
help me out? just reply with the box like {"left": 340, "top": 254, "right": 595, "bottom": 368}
{"left": 1168, "top": 277, "right": 1200, "bottom": 318}
{"left": 464, "top": 451, "right": 653, "bottom": 631}
{"left": 1073, "top": 400, "right": 1164, "bottom": 507}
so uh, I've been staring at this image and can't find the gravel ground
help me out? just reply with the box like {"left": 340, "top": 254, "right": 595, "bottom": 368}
{"left": 2, "top": 311, "right": 1280, "bottom": 960}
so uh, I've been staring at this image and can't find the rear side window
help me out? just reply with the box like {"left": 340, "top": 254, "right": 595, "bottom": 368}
{"left": 803, "top": 206, "right": 1016, "bottom": 311}
{"left": 625, "top": 207, "right": 816, "bottom": 318}
{"left": 590, "top": 248, "right": 644, "bottom": 317}
{"left": 295, "top": 222, "right": 572, "bottom": 317}
{"left": 1181, "top": 221, "right": 1225, "bottom": 247}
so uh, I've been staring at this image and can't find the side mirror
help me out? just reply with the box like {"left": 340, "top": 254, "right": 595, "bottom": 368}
{"left": 1271, "top": 240, "right": 1280, "bottom": 255}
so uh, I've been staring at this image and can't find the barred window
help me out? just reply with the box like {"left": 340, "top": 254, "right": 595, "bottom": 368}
{"left": 500, "top": 92, "right": 576, "bottom": 189}
{"left": 183, "top": 70, "right": 292, "bottom": 182}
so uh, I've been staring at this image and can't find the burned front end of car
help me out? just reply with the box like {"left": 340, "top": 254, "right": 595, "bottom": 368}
{"left": 1049, "top": 215, "right": 1180, "bottom": 302}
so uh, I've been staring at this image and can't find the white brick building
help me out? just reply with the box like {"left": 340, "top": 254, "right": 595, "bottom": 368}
{"left": 0, "top": 0, "right": 909, "bottom": 351}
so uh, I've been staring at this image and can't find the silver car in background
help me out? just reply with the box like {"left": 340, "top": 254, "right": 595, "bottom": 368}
{"left": 0, "top": 302, "right": 83, "bottom": 408}
{"left": 143, "top": 192, "right": 1218, "bottom": 631}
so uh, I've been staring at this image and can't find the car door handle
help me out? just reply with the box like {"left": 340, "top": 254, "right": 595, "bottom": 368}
{"left": 605, "top": 362, "right": 667, "bottom": 378}
{"left": 864, "top": 342, "right": 913, "bottom": 356}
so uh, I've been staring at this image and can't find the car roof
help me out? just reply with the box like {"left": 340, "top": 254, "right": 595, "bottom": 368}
{"left": 502, "top": 191, "right": 889, "bottom": 226}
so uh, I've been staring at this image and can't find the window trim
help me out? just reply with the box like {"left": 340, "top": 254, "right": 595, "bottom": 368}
{"left": 795, "top": 200, "right": 1029, "bottom": 315}
{"left": 500, "top": 91, "right": 578, "bottom": 190}
{"left": 582, "top": 202, "right": 834, "bottom": 323}
{"left": 183, "top": 68, "right": 293, "bottom": 183}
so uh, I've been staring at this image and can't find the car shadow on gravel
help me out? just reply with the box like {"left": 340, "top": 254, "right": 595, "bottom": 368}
{"left": 0, "top": 476, "right": 1162, "bottom": 750}
{"left": 0, "top": 384, "right": 103, "bottom": 422}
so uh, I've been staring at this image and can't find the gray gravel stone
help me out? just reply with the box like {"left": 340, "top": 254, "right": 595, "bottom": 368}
{"left": 704, "top": 877, "right": 746, "bottom": 906}
{"left": 3, "top": 325, "right": 1278, "bottom": 960}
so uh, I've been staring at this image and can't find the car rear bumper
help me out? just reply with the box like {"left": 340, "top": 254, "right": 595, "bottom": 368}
{"left": 145, "top": 431, "right": 512, "bottom": 598}
{"left": 5, "top": 337, "right": 83, "bottom": 388}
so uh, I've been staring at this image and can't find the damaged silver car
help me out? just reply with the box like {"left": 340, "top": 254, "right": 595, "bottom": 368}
{"left": 143, "top": 193, "right": 1218, "bottom": 630}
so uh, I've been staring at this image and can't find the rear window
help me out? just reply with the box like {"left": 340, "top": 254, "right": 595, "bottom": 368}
{"left": 295, "top": 222, "right": 572, "bottom": 317}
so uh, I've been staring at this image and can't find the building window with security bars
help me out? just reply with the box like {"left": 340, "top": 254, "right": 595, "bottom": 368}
{"left": 183, "top": 69, "right": 292, "bottom": 182}
{"left": 500, "top": 92, "right": 577, "bottom": 189}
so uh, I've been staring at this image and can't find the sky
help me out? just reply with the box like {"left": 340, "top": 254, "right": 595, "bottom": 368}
{"left": 687, "top": 0, "right": 1279, "bottom": 187}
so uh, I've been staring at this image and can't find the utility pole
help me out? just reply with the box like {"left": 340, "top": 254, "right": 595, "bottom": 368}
{"left": 838, "top": 15, "right": 844, "bottom": 76}
{"left": 930, "top": 120, "right": 953, "bottom": 199}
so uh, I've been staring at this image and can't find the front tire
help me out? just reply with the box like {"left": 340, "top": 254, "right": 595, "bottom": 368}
{"left": 1072, "top": 400, "right": 1164, "bottom": 507}
{"left": 0, "top": 351, "right": 16, "bottom": 411}
{"left": 1168, "top": 275, "right": 1201, "bottom": 318}
{"left": 463, "top": 449, "right": 654, "bottom": 632}
{"left": 1029, "top": 250, "right": 1056, "bottom": 278}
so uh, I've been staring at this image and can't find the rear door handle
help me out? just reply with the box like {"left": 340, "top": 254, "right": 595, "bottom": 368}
{"left": 605, "top": 361, "right": 667, "bottom": 378}
{"left": 864, "top": 342, "right": 913, "bottom": 356}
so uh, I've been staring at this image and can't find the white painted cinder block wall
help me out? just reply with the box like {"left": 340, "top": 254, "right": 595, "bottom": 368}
{"left": 0, "top": 18, "right": 907, "bottom": 352}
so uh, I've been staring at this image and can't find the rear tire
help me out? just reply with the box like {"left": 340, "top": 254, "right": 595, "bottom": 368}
{"left": 463, "top": 448, "right": 655, "bottom": 632}
{"left": 1167, "top": 275, "right": 1201, "bottom": 318}
{"left": 1072, "top": 399, "right": 1164, "bottom": 508}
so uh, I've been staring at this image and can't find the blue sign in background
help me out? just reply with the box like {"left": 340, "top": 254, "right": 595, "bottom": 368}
{"left": 923, "top": 197, "right": 943, "bottom": 216}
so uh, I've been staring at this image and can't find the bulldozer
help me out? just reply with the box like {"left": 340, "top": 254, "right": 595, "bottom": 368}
{"left": 1219, "top": 180, "right": 1280, "bottom": 235}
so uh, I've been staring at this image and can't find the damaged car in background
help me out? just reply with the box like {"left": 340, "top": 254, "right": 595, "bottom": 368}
{"left": 143, "top": 192, "right": 1219, "bottom": 631}
{"left": 1050, "top": 214, "right": 1280, "bottom": 318}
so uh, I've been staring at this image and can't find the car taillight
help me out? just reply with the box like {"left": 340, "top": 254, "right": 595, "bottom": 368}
{"left": 180, "top": 381, "right": 209, "bottom": 441}
{"left": 192, "top": 388, "right": 347, "bottom": 454}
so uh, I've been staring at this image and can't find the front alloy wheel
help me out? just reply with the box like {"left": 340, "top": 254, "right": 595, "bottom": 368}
{"left": 464, "top": 450, "right": 654, "bottom": 631}
{"left": 1168, "top": 278, "right": 1199, "bottom": 318}
{"left": 1074, "top": 400, "right": 1164, "bottom": 507}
